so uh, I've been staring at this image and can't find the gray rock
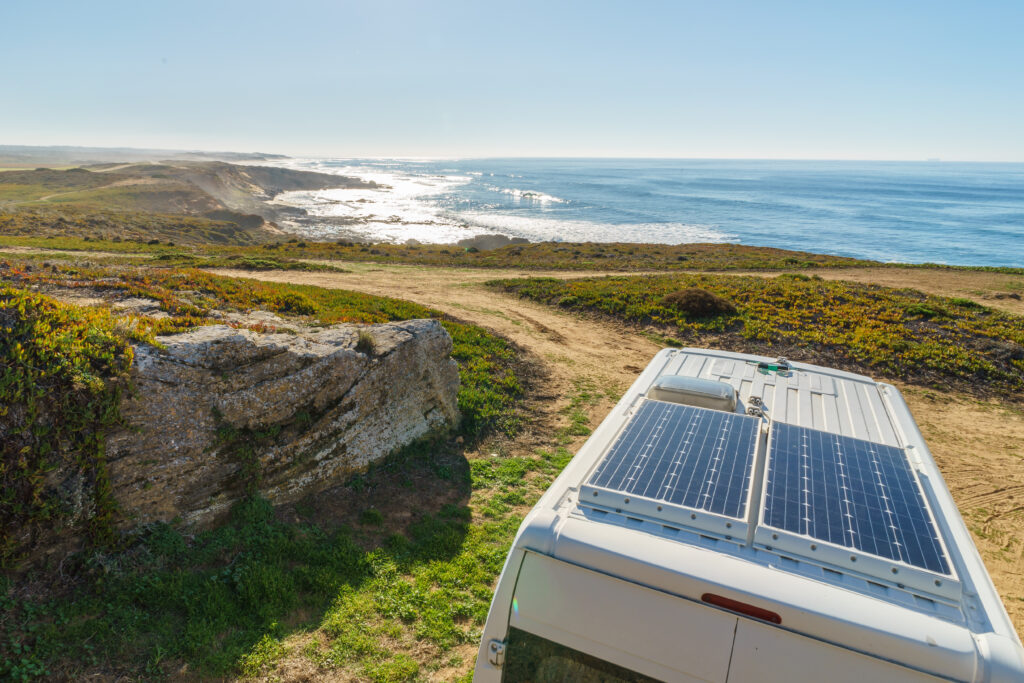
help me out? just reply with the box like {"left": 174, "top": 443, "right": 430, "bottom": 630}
{"left": 105, "top": 318, "right": 459, "bottom": 529}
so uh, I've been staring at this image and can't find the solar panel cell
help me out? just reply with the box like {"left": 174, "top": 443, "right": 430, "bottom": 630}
{"left": 763, "top": 423, "right": 950, "bottom": 575}
{"left": 588, "top": 400, "right": 760, "bottom": 519}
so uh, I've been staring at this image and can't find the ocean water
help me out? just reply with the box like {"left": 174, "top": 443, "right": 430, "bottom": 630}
{"left": 272, "top": 158, "right": 1024, "bottom": 267}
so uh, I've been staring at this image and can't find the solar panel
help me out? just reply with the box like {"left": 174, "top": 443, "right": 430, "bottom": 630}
{"left": 587, "top": 400, "right": 760, "bottom": 519}
{"left": 763, "top": 423, "right": 950, "bottom": 575}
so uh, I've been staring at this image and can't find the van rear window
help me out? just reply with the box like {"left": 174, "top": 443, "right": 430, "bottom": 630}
{"left": 503, "top": 627, "right": 662, "bottom": 683}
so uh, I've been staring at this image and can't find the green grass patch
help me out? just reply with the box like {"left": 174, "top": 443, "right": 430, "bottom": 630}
{"left": 0, "top": 430, "right": 564, "bottom": 680}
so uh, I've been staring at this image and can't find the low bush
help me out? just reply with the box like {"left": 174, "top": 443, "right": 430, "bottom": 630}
{"left": 355, "top": 329, "right": 376, "bottom": 355}
{"left": 659, "top": 288, "right": 737, "bottom": 317}
{"left": 0, "top": 286, "right": 136, "bottom": 562}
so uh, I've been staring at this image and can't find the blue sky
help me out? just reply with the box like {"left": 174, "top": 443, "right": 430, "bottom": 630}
{"left": 2, "top": 1, "right": 1022, "bottom": 160}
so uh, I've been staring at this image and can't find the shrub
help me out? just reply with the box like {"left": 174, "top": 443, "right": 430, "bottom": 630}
{"left": 272, "top": 292, "right": 318, "bottom": 315}
{"left": 355, "top": 329, "right": 377, "bottom": 355}
{"left": 905, "top": 303, "right": 948, "bottom": 319}
{"left": 360, "top": 508, "right": 384, "bottom": 526}
{"left": 659, "top": 288, "right": 737, "bottom": 317}
{"left": 0, "top": 286, "right": 135, "bottom": 561}
{"left": 777, "top": 272, "right": 822, "bottom": 282}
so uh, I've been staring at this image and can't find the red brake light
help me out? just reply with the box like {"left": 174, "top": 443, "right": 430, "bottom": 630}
{"left": 702, "top": 593, "right": 782, "bottom": 624}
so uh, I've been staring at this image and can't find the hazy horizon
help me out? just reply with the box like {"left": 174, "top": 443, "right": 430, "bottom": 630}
{"left": 6, "top": 143, "right": 1024, "bottom": 166}
{"left": 3, "top": 1, "right": 1023, "bottom": 162}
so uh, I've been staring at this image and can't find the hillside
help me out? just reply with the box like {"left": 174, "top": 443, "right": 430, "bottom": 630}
{"left": 0, "top": 144, "right": 287, "bottom": 169}
{"left": 0, "top": 162, "right": 380, "bottom": 242}
{"left": 0, "top": 211, "right": 1022, "bottom": 680}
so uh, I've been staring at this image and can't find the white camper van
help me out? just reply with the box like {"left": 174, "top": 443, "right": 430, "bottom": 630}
{"left": 474, "top": 348, "right": 1024, "bottom": 682}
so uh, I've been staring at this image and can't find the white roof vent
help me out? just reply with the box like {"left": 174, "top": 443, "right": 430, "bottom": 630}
{"left": 646, "top": 375, "right": 737, "bottom": 412}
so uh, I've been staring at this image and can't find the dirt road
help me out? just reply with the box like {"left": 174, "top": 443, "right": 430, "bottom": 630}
{"left": 214, "top": 262, "right": 1024, "bottom": 637}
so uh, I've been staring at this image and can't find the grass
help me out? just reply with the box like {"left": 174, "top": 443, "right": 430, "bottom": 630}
{"left": 0, "top": 261, "right": 522, "bottom": 438}
{"left": 0, "top": 261, "right": 534, "bottom": 679}
{"left": 0, "top": 364, "right": 575, "bottom": 680}
{"left": 489, "top": 272, "right": 1024, "bottom": 399}
{"left": 0, "top": 243, "right": 345, "bottom": 272}
{"left": 147, "top": 251, "right": 347, "bottom": 272}
{"left": 1, "top": 489, "right": 512, "bottom": 681}
{"left": 0, "top": 233, "right": 882, "bottom": 272}
{"left": 8, "top": 230, "right": 1024, "bottom": 277}
{"left": 0, "top": 207, "right": 270, "bottom": 245}
{"left": 0, "top": 168, "right": 114, "bottom": 201}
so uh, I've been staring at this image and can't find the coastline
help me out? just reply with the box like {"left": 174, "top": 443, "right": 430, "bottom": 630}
{"left": 265, "top": 158, "right": 1024, "bottom": 268}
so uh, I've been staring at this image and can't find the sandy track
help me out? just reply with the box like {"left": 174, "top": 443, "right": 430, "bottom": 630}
{"left": 214, "top": 264, "right": 663, "bottom": 394}
{"left": 5, "top": 245, "right": 1022, "bottom": 314}
{"left": 215, "top": 263, "right": 1024, "bottom": 637}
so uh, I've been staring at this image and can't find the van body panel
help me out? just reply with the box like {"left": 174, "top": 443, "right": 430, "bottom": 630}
{"left": 473, "top": 349, "right": 1024, "bottom": 682}
{"left": 548, "top": 516, "right": 979, "bottom": 680}
{"left": 728, "top": 619, "right": 951, "bottom": 682}
{"left": 474, "top": 548, "right": 527, "bottom": 682}
{"left": 511, "top": 552, "right": 737, "bottom": 682}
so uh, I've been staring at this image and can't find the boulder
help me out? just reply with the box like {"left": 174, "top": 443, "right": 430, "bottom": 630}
{"left": 104, "top": 318, "right": 459, "bottom": 529}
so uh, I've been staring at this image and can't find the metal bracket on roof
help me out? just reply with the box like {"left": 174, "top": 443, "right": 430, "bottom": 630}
{"left": 747, "top": 395, "right": 767, "bottom": 418}
{"left": 747, "top": 357, "right": 793, "bottom": 376}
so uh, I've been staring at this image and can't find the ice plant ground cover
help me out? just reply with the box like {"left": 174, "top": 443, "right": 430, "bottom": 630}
{"left": 489, "top": 272, "right": 1024, "bottom": 399}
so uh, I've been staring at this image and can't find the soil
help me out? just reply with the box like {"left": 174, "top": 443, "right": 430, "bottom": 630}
{"left": 213, "top": 262, "right": 1024, "bottom": 646}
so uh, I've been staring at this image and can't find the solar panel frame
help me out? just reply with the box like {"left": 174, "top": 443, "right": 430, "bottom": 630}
{"left": 580, "top": 399, "right": 762, "bottom": 540}
{"left": 754, "top": 422, "right": 961, "bottom": 601}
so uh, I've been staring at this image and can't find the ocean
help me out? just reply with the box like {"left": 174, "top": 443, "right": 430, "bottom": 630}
{"left": 271, "top": 158, "right": 1024, "bottom": 267}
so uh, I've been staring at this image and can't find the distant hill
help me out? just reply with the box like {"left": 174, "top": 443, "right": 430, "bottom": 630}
{"left": 0, "top": 161, "right": 379, "bottom": 244}
{"left": 0, "top": 144, "right": 288, "bottom": 169}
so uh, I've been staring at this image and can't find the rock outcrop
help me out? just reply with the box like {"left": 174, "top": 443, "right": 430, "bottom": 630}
{"left": 105, "top": 318, "right": 459, "bottom": 529}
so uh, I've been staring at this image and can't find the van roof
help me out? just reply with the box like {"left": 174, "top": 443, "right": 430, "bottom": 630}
{"left": 513, "top": 348, "right": 1020, "bottom": 659}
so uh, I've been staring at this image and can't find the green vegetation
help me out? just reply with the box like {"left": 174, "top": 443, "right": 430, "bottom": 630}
{"left": 1, "top": 261, "right": 521, "bottom": 437}
{"left": 1, "top": 492, "right": 513, "bottom": 680}
{"left": 0, "top": 207, "right": 269, "bottom": 245}
{"left": 660, "top": 287, "right": 737, "bottom": 317}
{"left": 0, "top": 168, "right": 114, "bottom": 201}
{"left": 0, "top": 245, "right": 344, "bottom": 272}
{"left": 5, "top": 165, "right": 1020, "bottom": 678}
{"left": 8, "top": 230, "right": 1024, "bottom": 276}
{"left": 2, "top": 232, "right": 877, "bottom": 270}
{"left": 0, "top": 261, "right": 529, "bottom": 679}
{"left": 147, "top": 251, "right": 346, "bottom": 272}
{"left": 490, "top": 273, "right": 1024, "bottom": 398}
{"left": 0, "top": 287, "right": 136, "bottom": 562}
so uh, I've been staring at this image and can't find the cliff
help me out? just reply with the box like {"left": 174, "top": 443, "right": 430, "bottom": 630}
{"left": 17, "top": 316, "right": 460, "bottom": 564}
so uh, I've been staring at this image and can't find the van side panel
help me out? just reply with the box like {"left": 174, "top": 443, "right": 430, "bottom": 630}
{"left": 511, "top": 552, "right": 738, "bottom": 683}
{"left": 728, "top": 620, "right": 951, "bottom": 683}
{"left": 474, "top": 548, "right": 527, "bottom": 682}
